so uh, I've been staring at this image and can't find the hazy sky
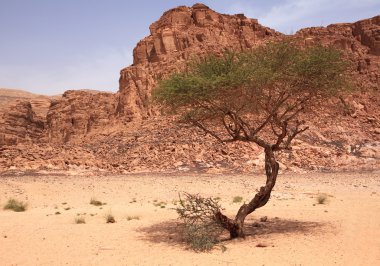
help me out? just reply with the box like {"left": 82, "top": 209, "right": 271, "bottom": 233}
{"left": 0, "top": 0, "right": 379, "bottom": 95}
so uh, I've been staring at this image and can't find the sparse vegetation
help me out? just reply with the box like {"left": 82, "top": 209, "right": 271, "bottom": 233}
{"left": 153, "top": 201, "right": 167, "bottom": 208}
{"left": 127, "top": 215, "right": 140, "bottom": 221}
{"left": 3, "top": 199, "right": 27, "bottom": 212}
{"left": 317, "top": 194, "right": 328, "bottom": 204}
{"left": 176, "top": 193, "right": 223, "bottom": 251}
{"left": 184, "top": 224, "right": 219, "bottom": 252}
{"left": 105, "top": 212, "right": 116, "bottom": 223}
{"left": 155, "top": 40, "right": 351, "bottom": 238}
{"left": 90, "top": 198, "right": 104, "bottom": 206}
{"left": 75, "top": 216, "right": 86, "bottom": 224}
{"left": 232, "top": 196, "right": 243, "bottom": 203}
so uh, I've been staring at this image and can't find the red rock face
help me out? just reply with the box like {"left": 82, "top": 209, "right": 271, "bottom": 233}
{"left": 0, "top": 101, "right": 44, "bottom": 146}
{"left": 118, "top": 4, "right": 281, "bottom": 119}
{"left": 46, "top": 90, "right": 118, "bottom": 143}
{"left": 0, "top": 5, "right": 379, "bottom": 173}
{"left": 296, "top": 15, "right": 380, "bottom": 89}
{"left": 353, "top": 16, "right": 380, "bottom": 56}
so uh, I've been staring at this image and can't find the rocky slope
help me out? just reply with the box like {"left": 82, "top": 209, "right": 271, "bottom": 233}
{"left": 0, "top": 4, "right": 379, "bottom": 173}
{"left": 0, "top": 89, "right": 58, "bottom": 146}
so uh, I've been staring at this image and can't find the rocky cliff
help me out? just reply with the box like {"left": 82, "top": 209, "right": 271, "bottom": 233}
{"left": 0, "top": 101, "right": 44, "bottom": 146}
{"left": 0, "top": 4, "right": 379, "bottom": 173}
{"left": 46, "top": 90, "right": 118, "bottom": 143}
{"left": 117, "top": 3, "right": 281, "bottom": 119}
{"left": 296, "top": 16, "right": 380, "bottom": 89}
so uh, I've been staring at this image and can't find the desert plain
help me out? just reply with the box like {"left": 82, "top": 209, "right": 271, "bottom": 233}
{"left": 0, "top": 171, "right": 379, "bottom": 266}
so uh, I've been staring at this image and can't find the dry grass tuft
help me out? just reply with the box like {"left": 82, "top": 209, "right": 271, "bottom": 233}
{"left": 105, "top": 213, "right": 116, "bottom": 223}
{"left": 90, "top": 198, "right": 104, "bottom": 206}
{"left": 127, "top": 216, "right": 140, "bottom": 221}
{"left": 75, "top": 216, "right": 86, "bottom": 224}
{"left": 317, "top": 194, "right": 328, "bottom": 204}
{"left": 232, "top": 196, "right": 243, "bottom": 203}
{"left": 3, "top": 199, "right": 27, "bottom": 212}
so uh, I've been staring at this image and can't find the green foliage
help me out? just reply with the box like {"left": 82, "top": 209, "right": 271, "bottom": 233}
{"left": 154, "top": 40, "right": 350, "bottom": 122}
{"left": 183, "top": 224, "right": 218, "bottom": 252}
{"left": 176, "top": 193, "right": 223, "bottom": 252}
{"left": 3, "top": 199, "right": 27, "bottom": 212}
{"left": 154, "top": 40, "right": 351, "bottom": 149}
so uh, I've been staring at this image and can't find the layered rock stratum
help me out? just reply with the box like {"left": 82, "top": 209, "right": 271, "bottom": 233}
{"left": 0, "top": 4, "right": 379, "bottom": 173}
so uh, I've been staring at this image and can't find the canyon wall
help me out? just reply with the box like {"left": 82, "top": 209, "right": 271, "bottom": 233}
{"left": 0, "top": 4, "right": 379, "bottom": 173}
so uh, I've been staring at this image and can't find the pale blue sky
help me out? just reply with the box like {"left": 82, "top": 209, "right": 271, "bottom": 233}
{"left": 0, "top": 0, "right": 379, "bottom": 95}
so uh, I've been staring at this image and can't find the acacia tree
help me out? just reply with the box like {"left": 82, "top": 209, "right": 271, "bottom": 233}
{"left": 153, "top": 41, "right": 349, "bottom": 238}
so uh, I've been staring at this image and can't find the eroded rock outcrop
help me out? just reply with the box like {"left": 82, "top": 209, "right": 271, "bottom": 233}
{"left": 0, "top": 4, "right": 379, "bottom": 173}
{"left": 118, "top": 3, "right": 281, "bottom": 119}
{"left": 296, "top": 15, "right": 380, "bottom": 89}
{"left": 0, "top": 101, "right": 44, "bottom": 146}
{"left": 46, "top": 90, "right": 118, "bottom": 143}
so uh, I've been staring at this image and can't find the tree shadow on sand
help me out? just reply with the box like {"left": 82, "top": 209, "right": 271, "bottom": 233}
{"left": 137, "top": 217, "right": 326, "bottom": 246}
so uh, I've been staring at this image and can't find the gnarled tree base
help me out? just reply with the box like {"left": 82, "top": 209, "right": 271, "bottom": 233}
{"left": 215, "top": 147, "right": 279, "bottom": 238}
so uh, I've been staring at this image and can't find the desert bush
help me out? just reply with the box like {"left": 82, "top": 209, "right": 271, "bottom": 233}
{"left": 90, "top": 198, "right": 104, "bottom": 206}
{"left": 105, "top": 213, "right": 116, "bottom": 223}
{"left": 183, "top": 224, "right": 219, "bottom": 252}
{"left": 3, "top": 199, "right": 27, "bottom": 212}
{"left": 75, "top": 216, "right": 86, "bottom": 224}
{"left": 176, "top": 193, "right": 223, "bottom": 252}
{"left": 317, "top": 194, "right": 328, "bottom": 204}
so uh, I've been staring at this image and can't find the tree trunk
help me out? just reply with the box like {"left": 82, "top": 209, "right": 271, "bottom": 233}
{"left": 216, "top": 147, "right": 279, "bottom": 238}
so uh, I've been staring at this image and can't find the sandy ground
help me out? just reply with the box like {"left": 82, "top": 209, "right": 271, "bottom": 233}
{"left": 0, "top": 171, "right": 379, "bottom": 266}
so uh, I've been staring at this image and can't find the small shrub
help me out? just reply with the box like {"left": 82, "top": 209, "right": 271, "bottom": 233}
{"left": 317, "top": 194, "right": 328, "bottom": 204}
{"left": 127, "top": 216, "right": 140, "bottom": 221}
{"left": 184, "top": 224, "right": 218, "bottom": 252}
{"left": 105, "top": 213, "right": 116, "bottom": 223}
{"left": 3, "top": 199, "right": 27, "bottom": 212}
{"left": 90, "top": 198, "right": 104, "bottom": 206}
{"left": 75, "top": 216, "right": 86, "bottom": 224}
{"left": 232, "top": 196, "right": 243, "bottom": 203}
{"left": 177, "top": 193, "right": 223, "bottom": 252}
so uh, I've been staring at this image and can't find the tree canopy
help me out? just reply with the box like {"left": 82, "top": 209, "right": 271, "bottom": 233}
{"left": 153, "top": 40, "right": 351, "bottom": 239}
{"left": 154, "top": 41, "right": 349, "bottom": 150}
